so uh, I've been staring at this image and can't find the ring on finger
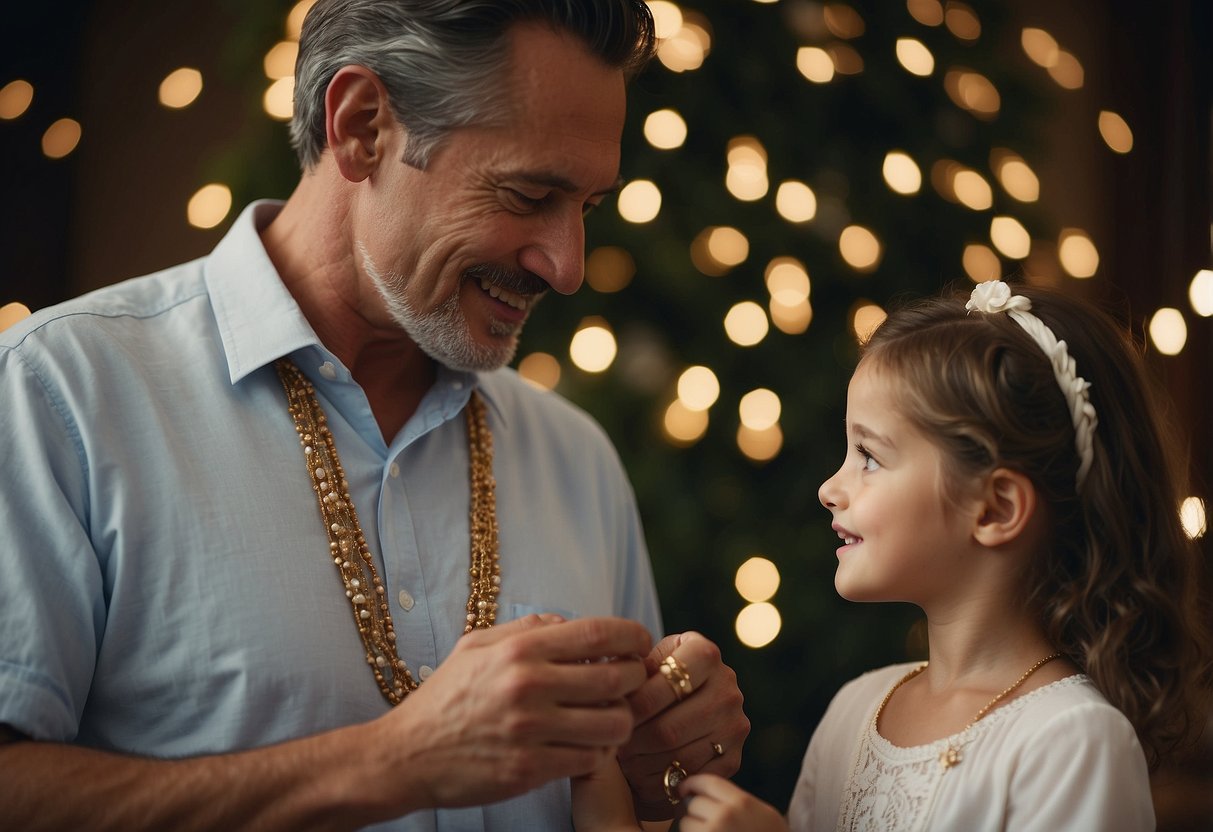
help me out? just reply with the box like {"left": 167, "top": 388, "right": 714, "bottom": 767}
{"left": 659, "top": 654, "right": 694, "bottom": 701}
{"left": 663, "top": 760, "right": 688, "bottom": 804}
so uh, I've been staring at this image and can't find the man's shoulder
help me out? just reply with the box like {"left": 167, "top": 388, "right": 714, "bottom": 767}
{"left": 1, "top": 258, "right": 210, "bottom": 354}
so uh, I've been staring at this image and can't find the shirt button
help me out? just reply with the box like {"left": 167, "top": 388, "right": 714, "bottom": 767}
{"left": 318, "top": 361, "right": 337, "bottom": 380}
{"left": 418, "top": 665, "right": 434, "bottom": 680}
{"left": 389, "top": 462, "right": 400, "bottom": 478}
{"left": 398, "top": 590, "right": 414, "bottom": 611}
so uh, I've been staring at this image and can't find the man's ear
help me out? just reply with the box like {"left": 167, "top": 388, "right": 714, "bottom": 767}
{"left": 324, "top": 66, "right": 398, "bottom": 183}
{"left": 972, "top": 467, "right": 1037, "bottom": 547}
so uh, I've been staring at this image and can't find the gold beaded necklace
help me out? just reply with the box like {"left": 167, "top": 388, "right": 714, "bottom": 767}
{"left": 875, "top": 652, "right": 1064, "bottom": 770}
{"left": 275, "top": 358, "right": 501, "bottom": 706}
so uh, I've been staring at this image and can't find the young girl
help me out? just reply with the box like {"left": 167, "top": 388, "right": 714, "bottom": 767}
{"left": 663, "top": 280, "right": 1212, "bottom": 830}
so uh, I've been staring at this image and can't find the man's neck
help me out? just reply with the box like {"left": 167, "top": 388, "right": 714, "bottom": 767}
{"left": 261, "top": 175, "right": 438, "bottom": 441}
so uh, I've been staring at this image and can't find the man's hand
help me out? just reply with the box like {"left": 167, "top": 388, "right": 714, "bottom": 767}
{"left": 375, "top": 614, "right": 653, "bottom": 813}
{"left": 617, "top": 632, "right": 750, "bottom": 821}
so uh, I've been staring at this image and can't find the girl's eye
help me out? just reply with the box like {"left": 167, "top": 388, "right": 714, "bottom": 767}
{"left": 856, "top": 443, "right": 880, "bottom": 472}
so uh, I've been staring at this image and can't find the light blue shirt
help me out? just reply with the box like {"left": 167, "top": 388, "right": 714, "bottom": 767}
{"left": 0, "top": 201, "right": 662, "bottom": 831}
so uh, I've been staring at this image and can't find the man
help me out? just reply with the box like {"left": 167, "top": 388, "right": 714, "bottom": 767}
{"left": 0, "top": 1, "right": 748, "bottom": 828}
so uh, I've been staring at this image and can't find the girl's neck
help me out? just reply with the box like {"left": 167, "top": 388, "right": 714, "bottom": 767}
{"left": 918, "top": 600, "right": 1062, "bottom": 691}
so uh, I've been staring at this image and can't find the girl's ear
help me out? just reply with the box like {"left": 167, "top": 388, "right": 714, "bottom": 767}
{"left": 324, "top": 65, "right": 399, "bottom": 183}
{"left": 973, "top": 467, "right": 1037, "bottom": 546}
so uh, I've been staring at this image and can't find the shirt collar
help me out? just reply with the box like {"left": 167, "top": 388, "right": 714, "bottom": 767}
{"left": 204, "top": 200, "right": 319, "bottom": 384}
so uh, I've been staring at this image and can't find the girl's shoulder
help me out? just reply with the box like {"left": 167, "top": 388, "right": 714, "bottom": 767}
{"left": 992, "top": 673, "right": 1137, "bottom": 740}
{"left": 822, "top": 662, "right": 926, "bottom": 724}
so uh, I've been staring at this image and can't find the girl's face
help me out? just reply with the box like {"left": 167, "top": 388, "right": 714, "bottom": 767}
{"left": 818, "top": 361, "right": 983, "bottom": 606}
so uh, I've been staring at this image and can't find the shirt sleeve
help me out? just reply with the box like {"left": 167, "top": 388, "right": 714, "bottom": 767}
{"left": 1006, "top": 701, "right": 1155, "bottom": 831}
{"left": 0, "top": 345, "right": 104, "bottom": 741}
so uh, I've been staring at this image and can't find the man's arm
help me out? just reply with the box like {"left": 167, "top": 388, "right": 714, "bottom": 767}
{"left": 0, "top": 615, "right": 652, "bottom": 831}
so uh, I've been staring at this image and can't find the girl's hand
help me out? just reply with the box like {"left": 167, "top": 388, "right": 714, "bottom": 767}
{"left": 678, "top": 773, "right": 788, "bottom": 832}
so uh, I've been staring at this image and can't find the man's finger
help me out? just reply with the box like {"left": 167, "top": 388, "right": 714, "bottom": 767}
{"left": 509, "top": 616, "right": 653, "bottom": 663}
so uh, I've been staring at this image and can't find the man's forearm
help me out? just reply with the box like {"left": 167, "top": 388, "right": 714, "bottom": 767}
{"left": 0, "top": 726, "right": 412, "bottom": 831}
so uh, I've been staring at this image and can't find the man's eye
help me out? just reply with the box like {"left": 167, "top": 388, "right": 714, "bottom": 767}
{"left": 505, "top": 189, "right": 543, "bottom": 211}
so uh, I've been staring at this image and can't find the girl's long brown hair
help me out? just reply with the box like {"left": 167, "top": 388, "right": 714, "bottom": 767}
{"left": 862, "top": 282, "right": 1212, "bottom": 768}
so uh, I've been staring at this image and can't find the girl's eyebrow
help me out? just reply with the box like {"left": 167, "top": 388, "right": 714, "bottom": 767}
{"left": 852, "top": 422, "right": 894, "bottom": 448}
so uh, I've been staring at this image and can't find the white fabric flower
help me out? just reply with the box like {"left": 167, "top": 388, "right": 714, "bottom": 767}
{"left": 965, "top": 280, "right": 1033, "bottom": 314}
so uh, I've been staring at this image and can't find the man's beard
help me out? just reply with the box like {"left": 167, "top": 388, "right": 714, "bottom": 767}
{"left": 360, "top": 246, "right": 542, "bottom": 372}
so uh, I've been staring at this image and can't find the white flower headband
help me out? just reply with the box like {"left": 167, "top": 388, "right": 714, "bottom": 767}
{"left": 965, "top": 280, "right": 1098, "bottom": 490}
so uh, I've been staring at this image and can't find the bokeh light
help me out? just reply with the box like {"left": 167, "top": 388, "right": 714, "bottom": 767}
{"left": 0, "top": 302, "right": 32, "bottom": 332}
{"left": 677, "top": 365, "right": 720, "bottom": 412}
{"left": 569, "top": 317, "right": 617, "bottom": 372}
{"left": 187, "top": 183, "right": 232, "bottom": 229}
{"left": 963, "top": 244, "right": 1002, "bottom": 283}
{"left": 585, "top": 246, "right": 636, "bottom": 293}
{"left": 1098, "top": 111, "right": 1134, "bottom": 154}
{"left": 1057, "top": 229, "right": 1099, "bottom": 278}
{"left": 737, "top": 423, "right": 783, "bottom": 462}
{"left": 1021, "top": 27, "right": 1060, "bottom": 67}
{"left": 735, "top": 556, "right": 781, "bottom": 603}
{"left": 517, "top": 352, "right": 561, "bottom": 390}
{"left": 797, "top": 47, "right": 835, "bottom": 84}
{"left": 724, "top": 301, "right": 769, "bottom": 347}
{"left": 0, "top": 80, "right": 34, "bottom": 120}
{"left": 991, "top": 149, "right": 1040, "bottom": 202}
{"left": 41, "top": 118, "right": 82, "bottom": 159}
{"left": 944, "top": 2, "right": 981, "bottom": 40}
{"left": 775, "top": 180, "right": 818, "bottom": 222}
{"left": 907, "top": 0, "right": 945, "bottom": 26}
{"left": 159, "top": 68, "right": 203, "bottom": 109}
{"left": 644, "top": 108, "right": 688, "bottom": 149}
{"left": 839, "top": 225, "right": 882, "bottom": 272}
{"left": 851, "top": 301, "right": 887, "bottom": 344}
{"left": 735, "top": 601, "right": 782, "bottom": 647}
{"left": 1180, "top": 496, "right": 1207, "bottom": 540}
{"left": 882, "top": 151, "right": 922, "bottom": 195}
{"left": 663, "top": 399, "right": 709, "bottom": 446}
{"left": 617, "top": 180, "right": 662, "bottom": 223}
{"left": 264, "top": 77, "right": 294, "bottom": 120}
{"left": 264, "top": 41, "right": 299, "bottom": 80}
{"left": 1148, "top": 308, "right": 1187, "bottom": 356}
{"left": 1189, "top": 269, "right": 1213, "bottom": 317}
{"left": 895, "top": 38, "right": 934, "bottom": 76}
{"left": 1049, "top": 50, "right": 1084, "bottom": 89}
{"left": 990, "top": 215, "right": 1031, "bottom": 259}
{"left": 286, "top": 0, "right": 316, "bottom": 39}
{"left": 739, "top": 388, "right": 781, "bottom": 431}
{"left": 953, "top": 169, "right": 993, "bottom": 210}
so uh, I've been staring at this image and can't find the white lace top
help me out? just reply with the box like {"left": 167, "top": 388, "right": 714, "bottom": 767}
{"left": 786, "top": 663, "right": 1155, "bottom": 831}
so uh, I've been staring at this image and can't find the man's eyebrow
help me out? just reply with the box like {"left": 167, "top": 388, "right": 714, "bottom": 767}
{"left": 510, "top": 172, "right": 625, "bottom": 198}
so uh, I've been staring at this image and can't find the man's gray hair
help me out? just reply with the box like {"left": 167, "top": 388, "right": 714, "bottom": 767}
{"left": 289, "top": 0, "right": 655, "bottom": 170}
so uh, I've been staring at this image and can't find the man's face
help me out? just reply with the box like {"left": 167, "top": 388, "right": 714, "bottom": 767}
{"left": 356, "top": 22, "right": 627, "bottom": 371}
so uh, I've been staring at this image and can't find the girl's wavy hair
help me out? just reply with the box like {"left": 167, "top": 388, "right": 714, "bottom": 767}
{"left": 290, "top": 0, "right": 655, "bottom": 170}
{"left": 861, "top": 282, "right": 1212, "bottom": 768}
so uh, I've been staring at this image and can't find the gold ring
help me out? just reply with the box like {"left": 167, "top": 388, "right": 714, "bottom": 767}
{"left": 712, "top": 742, "right": 724, "bottom": 756}
{"left": 659, "top": 654, "right": 693, "bottom": 701}
{"left": 663, "top": 760, "right": 688, "bottom": 804}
